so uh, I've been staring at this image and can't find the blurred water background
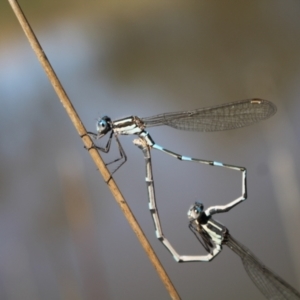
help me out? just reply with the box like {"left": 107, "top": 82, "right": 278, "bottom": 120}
{"left": 1, "top": 1, "right": 300, "bottom": 299}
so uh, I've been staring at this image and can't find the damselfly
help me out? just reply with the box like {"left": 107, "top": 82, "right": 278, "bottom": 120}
{"left": 188, "top": 202, "right": 300, "bottom": 300}
{"left": 86, "top": 99, "right": 276, "bottom": 174}
{"left": 134, "top": 139, "right": 300, "bottom": 300}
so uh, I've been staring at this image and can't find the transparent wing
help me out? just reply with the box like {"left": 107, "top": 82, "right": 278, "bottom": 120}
{"left": 142, "top": 99, "right": 276, "bottom": 132}
{"left": 226, "top": 234, "right": 300, "bottom": 300}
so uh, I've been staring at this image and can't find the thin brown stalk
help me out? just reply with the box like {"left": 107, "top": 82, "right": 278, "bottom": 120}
{"left": 7, "top": 1, "right": 181, "bottom": 299}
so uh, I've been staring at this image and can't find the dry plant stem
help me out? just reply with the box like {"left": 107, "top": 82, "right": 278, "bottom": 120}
{"left": 8, "top": 1, "right": 181, "bottom": 299}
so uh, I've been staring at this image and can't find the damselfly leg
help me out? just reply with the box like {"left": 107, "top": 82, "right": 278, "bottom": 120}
{"left": 82, "top": 131, "right": 127, "bottom": 174}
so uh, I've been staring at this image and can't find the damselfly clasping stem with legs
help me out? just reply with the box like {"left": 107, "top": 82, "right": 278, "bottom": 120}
{"left": 85, "top": 99, "right": 276, "bottom": 174}
{"left": 134, "top": 138, "right": 300, "bottom": 300}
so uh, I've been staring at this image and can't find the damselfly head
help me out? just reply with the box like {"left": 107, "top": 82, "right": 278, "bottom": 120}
{"left": 96, "top": 116, "right": 112, "bottom": 135}
{"left": 187, "top": 202, "right": 204, "bottom": 220}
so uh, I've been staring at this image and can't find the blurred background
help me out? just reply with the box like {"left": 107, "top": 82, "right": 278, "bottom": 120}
{"left": 1, "top": 0, "right": 300, "bottom": 299}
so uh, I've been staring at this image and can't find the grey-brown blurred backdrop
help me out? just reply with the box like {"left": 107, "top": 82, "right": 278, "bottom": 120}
{"left": 1, "top": 1, "right": 300, "bottom": 299}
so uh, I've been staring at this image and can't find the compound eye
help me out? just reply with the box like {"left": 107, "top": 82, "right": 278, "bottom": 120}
{"left": 97, "top": 119, "right": 108, "bottom": 133}
{"left": 99, "top": 120, "right": 106, "bottom": 128}
{"left": 195, "top": 202, "right": 203, "bottom": 212}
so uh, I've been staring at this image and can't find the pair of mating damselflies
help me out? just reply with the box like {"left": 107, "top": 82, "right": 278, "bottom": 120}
{"left": 85, "top": 98, "right": 300, "bottom": 298}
